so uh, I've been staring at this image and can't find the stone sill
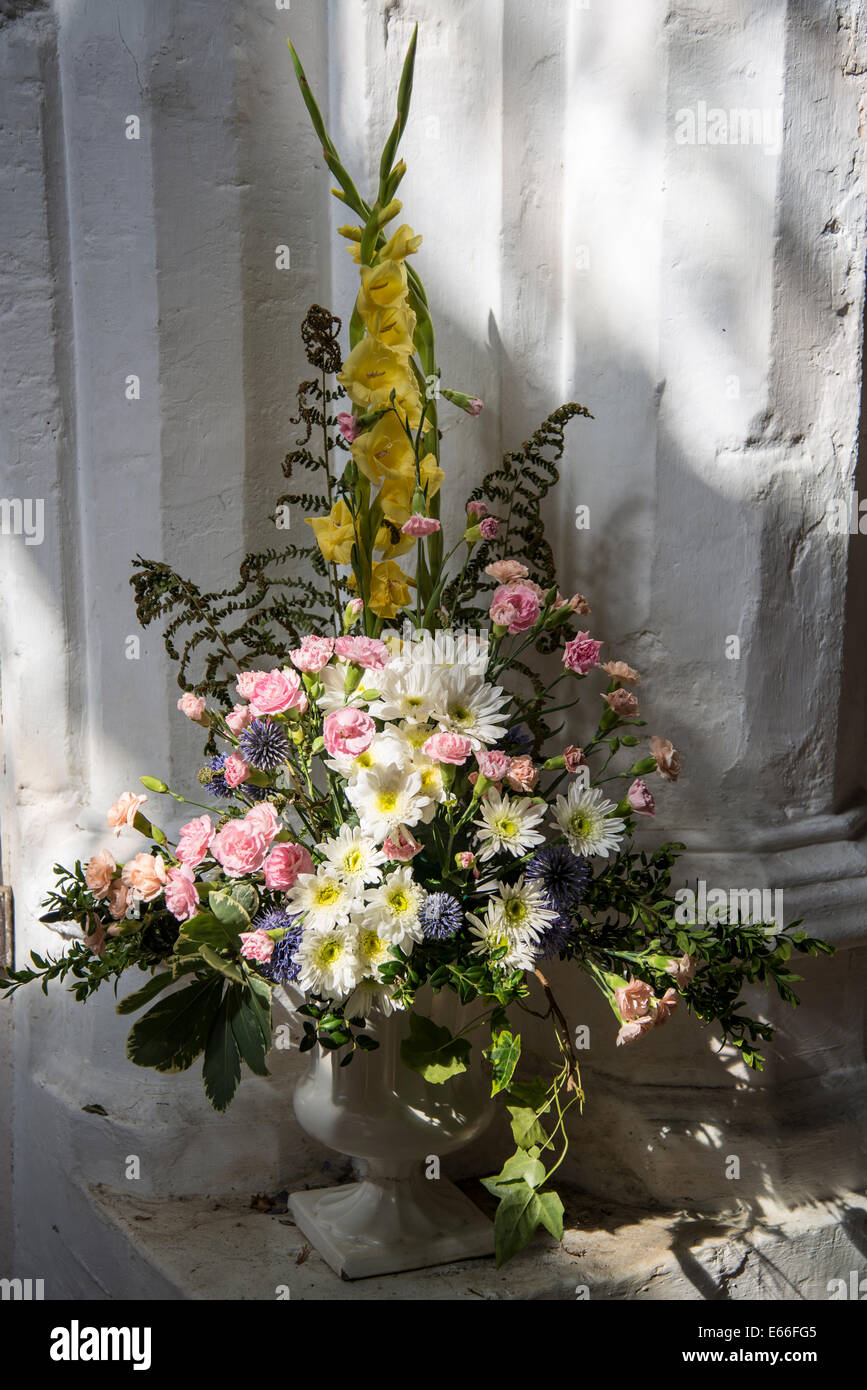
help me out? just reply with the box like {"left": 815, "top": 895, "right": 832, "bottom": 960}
{"left": 85, "top": 1180, "right": 867, "bottom": 1301}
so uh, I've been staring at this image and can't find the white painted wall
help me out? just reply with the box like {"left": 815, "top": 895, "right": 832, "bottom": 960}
{"left": 1, "top": 0, "right": 866, "bottom": 1294}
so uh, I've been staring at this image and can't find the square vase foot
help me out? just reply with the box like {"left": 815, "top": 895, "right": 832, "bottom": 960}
{"left": 289, "top": 1167, "right": 495, "bottom": 1280}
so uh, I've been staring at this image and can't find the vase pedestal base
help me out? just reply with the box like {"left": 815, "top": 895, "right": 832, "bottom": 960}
{"left": 289, "top": 1163, "right": 495, "bottom": 1280}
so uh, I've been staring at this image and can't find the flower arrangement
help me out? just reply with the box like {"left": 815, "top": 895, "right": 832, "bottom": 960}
{"left": 2, "top": 30, "right": 832, "bottom": 1268}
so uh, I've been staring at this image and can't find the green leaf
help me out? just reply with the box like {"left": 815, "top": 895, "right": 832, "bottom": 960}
{"left": 228, "top": 883, "right": 259, "bottom": 918}
{"left": 208, "top": 891, "right": 251, "bottom": 937}
{"left": 229, "top": 995, "right": 271, "bottom": 1077}
{"left": 481, "top": 1147, "right": 546, "bottom": 1197}
{"left": 202, "top": 988, "right": 242, "bottom": 1112}
{"left": 507, "top": 1104, "right": 548, "bottom": 1150}
{"left": 400, "top": 1013, "right": 471, "bottom": 1084}
{"left": 126, "top": 977, "right": 223, "bottom": 1074}
{"left": 199, "top": 943, "right": 245, "bottom": 983}
{"left": 492, "top": 1181, "right": 563, "bottom": 1267}
{"left": 116, "top": 969, "right": 182, "bottom": 1016}
{"left": 484, "top": 1028, "right": 521, "bottom": 1097}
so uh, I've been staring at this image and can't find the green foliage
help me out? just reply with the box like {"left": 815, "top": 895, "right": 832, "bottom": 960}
{"left": 399, "top": 1012, "right": 471, "bottom": 1083}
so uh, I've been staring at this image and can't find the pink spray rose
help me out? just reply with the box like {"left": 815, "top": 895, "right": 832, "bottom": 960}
{"left": 223, "top": 752, "right": 251, "bottom": 788}
{"left": 485, "top": 559, "right": 528, "bottom": 583}
{"left": 334, "top": 635, "right": 390, "bottom": 670}
{"left": 121, "top": 853, "right": 168, "bottom": 903}
{"left": 85, "top": 849, "right": 117, "bottom": 899}
{"left": 248, "top": 667, "right": 303, "bottom": 717}
{"left": 626, "top": 778, "right": 656, "bottom": 816}
{"left": 476, "top": 749, "right": 512, "bottom": 781}
{"left": 490, "top": 583, "right": 541, "bottom": 634}
{"left": 604, "top": 689, "right": 639, "bottom": 718}
{"left": 323, "top": 706, "right": 376, "bottom": 758}
{"left": 106, "top": 791, "right": 147, "bottom": 837}
{"left": 290, "top": 635, "right": 335, "bottom": 672}
{"left": 506, "top": 755, "right": 538, "bottom": 793}
{"left": 239, "top": 929, "right": 275, "bottom": 964}
{"left": 225, "top": 703, "right": 252, "bottom": 735}
{"left": 563, "top": 745, "right": 586, "bottom": 773}
{"left": 164, "top": 864, "right": 200, "bottom": 922}
{"left": 176, "top": 814, "right": 214, "bottom": 868}
{"left": 337, "top": 412, "right": 361, "bottom": 443}
{"left": 210, "top": 819, "right": 269, "bottom": 878}
{"left": 466, "top": 500, "right": 488, "bottom": 519}
{"left": 177, "top": 693, "right": 208, "bottom": 726}
{"left": 479, "top": 516, "right": 499, "bottom": 540}
{"left": 264, "top": 842, "right": 314, "bottom": 890}
{"left": 383, "top": 826, "right": 423, "bottom": 861}
{"left": 615, "top": 977, "right": 655, "bottom": 1022}
{"left": 244, "top": 802, "right": 282, "bottom": 844}
{"left": 563, "top": 631, "right": 603, "bottom": 675}
{"left": 422, "top": 731, "right": 473, "bottom": 765}
{"left": 401, "top": 514, "right": 441, "bottom": 537}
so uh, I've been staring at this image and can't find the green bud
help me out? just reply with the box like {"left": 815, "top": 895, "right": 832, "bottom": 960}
{"left": 140, "top": 776, "right": 168, "bottom": 793}
{"left": 542, "top": 755, "right": 565, "bottom": 770}
{"left": 629, "top": 756, "right": 658, "bottom": 776}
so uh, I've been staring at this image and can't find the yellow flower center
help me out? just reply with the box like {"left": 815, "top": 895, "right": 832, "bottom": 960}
{"left": 388, "top": 889, "right": 409, "bottom": 914}
{"left": 504, "top": 898, "right": 527, "bottom": 924}
{"left": 314, "top": 883, "right": 341, "bottom": 907}
{"left": 377, "top": 791, "right": 398, "bottom": 812}
{"left": 316, "top": 940, "right": 342, "bottom": 967}
{"left": 495, "top": 816, "right": 518, "bottom": 839}
{"left": 344, "top": 848, "right": 364, "bottom": 873}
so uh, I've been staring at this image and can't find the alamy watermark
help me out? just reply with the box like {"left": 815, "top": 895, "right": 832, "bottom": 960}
{"left": 0, "top": 497, "right": 44, "bottom": 546}
{"left": 674, "top": 101, "right": 783, "bottom": 156}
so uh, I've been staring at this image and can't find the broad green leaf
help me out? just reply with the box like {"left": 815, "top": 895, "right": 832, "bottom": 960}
{"left": 208, "top": 891, "right": 251, "bottom": 937}
{"left": 507, "top": 1104, "right": 548, "bottom": 1150}
{"left": 400, "top": 1013, "right": 471, "bottom": 1084}
{"left": 245, "top": 973, "right": 274, "bottom": 1050}
{"left": 492, "top": 1183, "right": 565, "bottom": 1266}
{"left": 199, "top": 943, "right": 245, "bottom": 983}
{"left": 535, "top": 1189, "right": 565, "bottom": 1241}
{"left": 116, "top": 969, "right": 180, "bottom": 1016}
{"left": 229, "top": 995, "right": 271, "bottom": 1077}
{"left": 481, "top": 1147, "right": 546, "bottom": 1197}
{"left": 202, "top": 989, "right": 242, "bottom": 1112}
{"left": 484, "top": 1028, "right": 521, "bottom": 1096}
{"left": 228, "top": 883, "right": 259, "bottom": 918}
{"left": 507, "top": 1076, "right": 550, "bottom": 1112}
{"left": 126, "top": 977, "right": 223, "bottom": 1073}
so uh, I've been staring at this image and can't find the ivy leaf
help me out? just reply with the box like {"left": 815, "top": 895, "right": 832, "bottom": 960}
{"left": 400, "top": 1013, "right": 471, "bottom": 1084}
{"left": 492, "top": 1182, "right": 565, "bottom": 1267}
{"left": 506, "top": 1104, "right": 548, "bottom": 1150}
{"left": 481, "top": 1146, "right": 546, "bottom": 1197}
{"left": 484, "top": 1028, "right": 521, "bottom": 1097}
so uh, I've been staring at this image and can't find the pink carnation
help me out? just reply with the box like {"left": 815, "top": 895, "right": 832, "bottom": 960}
{"left": 244, "top": 802, "right": 281, "bottom": 844}
{"left": 627, "top": 778, "right": 656, "bottom": 816}
{"left": 456, "top": 851, "right": 476, "bottom": 869}
{"left": 334, "top": 636, "right": 391, "bottom": 670}
{"left": 615, "top": 977, "right": 655, "bottom": 1022}
{"left": 466, "top": 500, "right": 488, "bottom": 519}
{"left": 563, "top": 631, "right": 603, "bottom": 675}
{"left": 479, "top": 516, "right": 499, "bottom": 540}
{"left": 506, "top": 755, "right": 538, "bottom": 793}
{"left": 223, "top": 752, "right": 251, "bottom": 788}
{"left": 490, "top": 582, "right": 541, "bottom": 634}
{"left": 176, "top": 815, "right": 214, "bottom": 868}
{"left": 225, "top": 703, "right": 252, "bottom": 735}
{"left": 422, "top": 731, "right": 473, "bottom": 765}
{"left": 476, "top": 749, "right": 511, "bottom": 780}
{"left": 236, "top": 671, "right": 260, "bottom": 699}
{"left": 239, "top": 929, "right": 275, "bottom": 964}
{"left": 383, "top": 826, "right": 423, "bottom": 861}
{"left": 290, "top": 635, "right": 335, "bottom": 672}
{"left": 616, "top": 1016, "right": 655, "bottom": 1046}
{"left": 323, "top": 706, "right": 376, "bottom": 758}
{"left": 264, "top": 842, "right": 314, "bottom": 890}
{"left": 164, "top": 864, "right": 200, "bottom": 922}
{"left": 210, "top": 819, "right": 269, "bottom": 878}
{"left": 653, "top": 987, "right": 679, "bottom": 1027}
{"left": 401, "top": 515, "right": 441, "bottom": 537}
{"left": 485, "top": 560, "right": 528, "bottom": 583}
{"left": 248, "top": 667, "right": 303, "bottom": 717}
{"left": 337, "top": 412, "right": 361, "bottom": 443}
{"left": 563, "top": 745, "right": 586, "bottom": 773}
{"left": 177, "top": 693, "right": 208, "bottom": 725}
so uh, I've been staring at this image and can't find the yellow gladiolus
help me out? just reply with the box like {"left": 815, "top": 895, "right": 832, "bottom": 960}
{"left": 377, "top": 224, "right": 422, "bottom": 263}
{"left": 352, "top": 411, "right": 415, "bottom": 483}
{"left": 369, "top": 560, "right": 414, "bottom": 619}
{"left": 305, "top": 498, "right": 356, "bottom": 564}
{"left": 359, "top": 259, "right": 408, "bottom": 310}
{"left": 376, "top": 453, "right": 443, "bottom": 528}
{"left": 338, "top": 336, "right": 420, "bottom": 419}
{"left": 359, "top": 303, "right": 417, "bottom": 357}
{"left": 374, "top": 516, "right": 415, "bottom": 559}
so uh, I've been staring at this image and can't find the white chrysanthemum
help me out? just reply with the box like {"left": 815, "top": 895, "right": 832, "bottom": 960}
{"left": 362, "top": 867, "right": 425, "bottom": 948}
{"left": 465, "top": 908, "right": 537, "bottom": 973}
{"left": 286, "top": 867, "right": 363, "bottom": 926}
{"left": 324, "top": 731, "right": 407, "bottom": 782}
{"left": 551, "top": 784, "right": 626, "bottom": 859}
{"left": 430, "top": 668, "right": 510, "bottom": 748}
{"left": 490, "top": 876, "right": 561, "bottom": 940}
{"left": 294, "top": 923, "right": 362, "bottom": 1000}
{"left": 473, "top": 787, "right": 546, "bottom": 861}
{"left": 318, "top": 824, "right": 386, "bottom": 888}
{"left": 347, "top": 763, "right": 430, "bottom": 841}
{"left": 344, "top": 978, "right": 402, "bottom": 1020}
{"left": 317, "top": 663, "right": 376, "bottom": 714}
{"left": 366, "top": 661, "right": 446, "bottom": 724}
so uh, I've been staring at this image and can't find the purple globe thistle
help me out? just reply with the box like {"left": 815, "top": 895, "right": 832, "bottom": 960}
{"left": 419, "top": 892, "right": 463, "bottom": 941}
{"left": 525, "top": 843, "right": 589, "bottom": 913}
{"left": 534, "top": 915, "right": 573, "bottom": 960}
{"left": 495, "top": 724, "right": 533, "bottom": 756}
{"left": 200, "top": 754, "right": 231, "bottom": 799}
{"left": 255, "top": 909, "right": 302, "bottom": 984}
{"left": 238, "top": 718, "right": 290, "bottom": 772}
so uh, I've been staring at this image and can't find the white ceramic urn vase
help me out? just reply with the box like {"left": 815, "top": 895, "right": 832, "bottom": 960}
{"left": 288, "top": 990, "right": 496, "bottom": 1278}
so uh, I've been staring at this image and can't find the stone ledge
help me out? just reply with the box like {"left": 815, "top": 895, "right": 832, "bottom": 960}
{"left": 84, "top": 1180, "right": 867, "bottom": 1301}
